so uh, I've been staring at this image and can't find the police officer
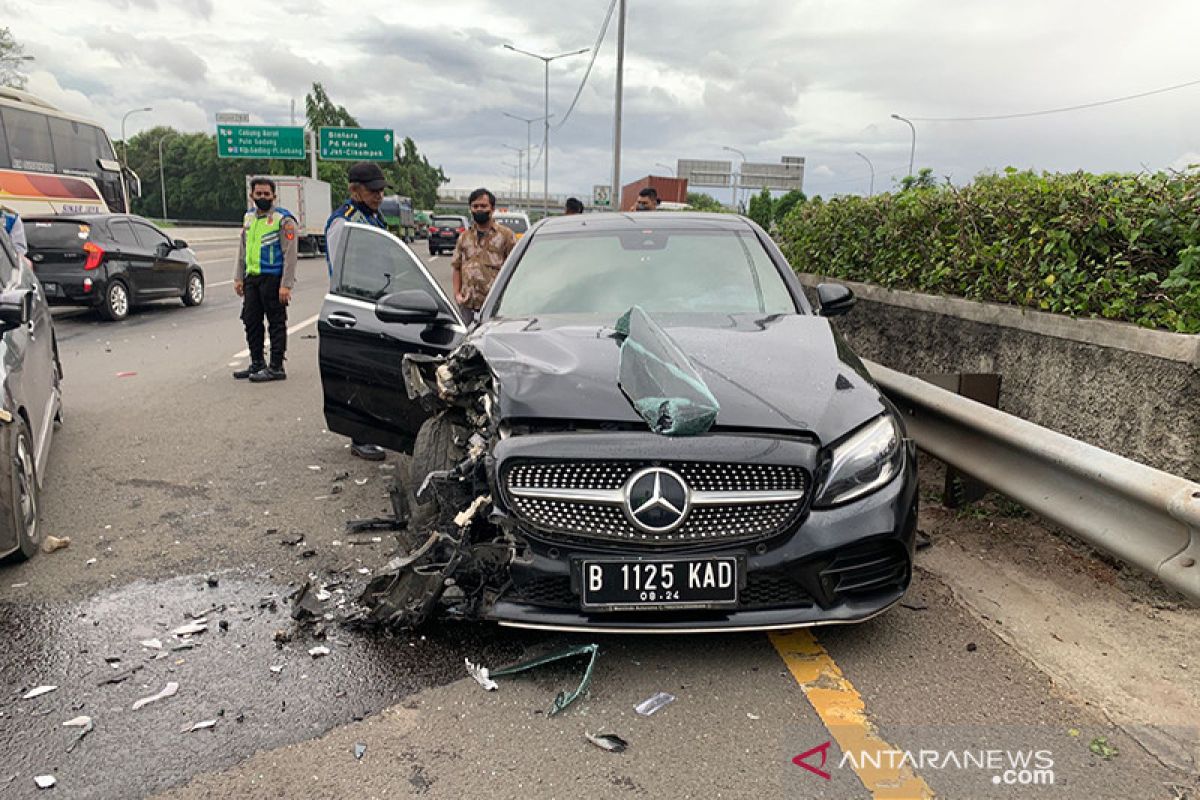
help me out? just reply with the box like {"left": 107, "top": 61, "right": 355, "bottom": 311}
{"left": 324, "top": 162, "right": 390, "bottom": 461}
{"left": 324, "top": 162, "right": 389, "bottom": 278}
{"left": 233, "top": 177, "right": 298, "bottom": 382}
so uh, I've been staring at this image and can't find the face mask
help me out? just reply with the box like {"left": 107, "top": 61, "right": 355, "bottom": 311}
{"left": 253, "top": 197, "right": 273, "bottom": 212}
{"left": 472, "top": 210, "right": 491, "bottom": 225}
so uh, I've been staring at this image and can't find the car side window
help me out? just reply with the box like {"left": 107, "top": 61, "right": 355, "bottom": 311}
{"left": 335, "top": 226, "right": 448, "bottom": 308}
{"left": 131, "top": 222, "right": 170, "bottom": 251}
{"left": 109, "top": 220, "right": 142, "bottom": 250}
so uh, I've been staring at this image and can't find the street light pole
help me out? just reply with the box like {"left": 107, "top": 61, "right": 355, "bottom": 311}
{"left": 721, "top": 145, "right": 746, "bottom": 210}
{"left": 502, "top": 112, "right": 552, "bottom": 213}
{"left": 502, "top": 145, "right": 526, "bottom": 210}
{"left": 654, "top": 162, "right": 675, "bottom": 177}
{"left": 120, "top": 106, "right": 153, "bottom": 166}
{"left": 855, "top": 151, "right": 875, "bottom": 197}
{"left": 891, "top": 113, "right": 916, "bottom": 177}
{"left": 611, "top": 0, "right": 626, "bottom": 210}
{"left": 504, "top": 44, "right": 589, "bottom": 215}
{"left": 158, "top": 132, "right": 175, "bottom": 219}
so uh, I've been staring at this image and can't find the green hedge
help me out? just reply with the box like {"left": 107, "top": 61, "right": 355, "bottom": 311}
{"left": 778, "top": 169, "right": 1200, "bottom": 333}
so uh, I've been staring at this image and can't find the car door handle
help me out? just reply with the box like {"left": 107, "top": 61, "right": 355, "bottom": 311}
{"left": 327, "top": 312, "right": 357, "bottom": 329}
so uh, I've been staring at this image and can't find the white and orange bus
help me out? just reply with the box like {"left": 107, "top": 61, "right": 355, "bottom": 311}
{"left": 0, "top": 87, "right": 138, "bottom": 217}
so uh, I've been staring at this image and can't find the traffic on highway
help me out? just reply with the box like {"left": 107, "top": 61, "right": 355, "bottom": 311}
{"left": 1, "top": 4, "right": 1198, "bottom": 799}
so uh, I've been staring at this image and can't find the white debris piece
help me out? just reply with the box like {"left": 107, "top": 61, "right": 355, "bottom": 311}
{"left": 131, "top": 681, "right": 179, "bottom": 711}
{"left": 63, "top": 716, "right": 93, "bottom": 728}
{"left": 22, "top": 685, "right": 57, "bottom": 700}
{"left": 634, "top": 691, "right": 676, "bottom": 716}
{"left": 465, "top": 659, "right": 498, "bottom": 691}
{"left": 171, "top": 621, "right": 208, "bottom": 636}
{"left": 270, "top": 665, "right": 284, "bottom": 674}
{"left": 454, "top": 495, "right": 492, "bottom": 528}
{"left": 34, "top": 775, "right": 57, "bottom": 789}
{"left": 308, "top": 646, "right": 330, "bottom": 658}
{"left": 307, "top": 465, "right": 322, "bottom": 471}
{"left": 182, "top": 719, "right": 217, "bottom": 733}
{"left": 140, "top": 638, "right": 163, "bottom": 650}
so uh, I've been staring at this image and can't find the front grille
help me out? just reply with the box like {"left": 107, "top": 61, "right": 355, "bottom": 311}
{"left": 506, "top": 572, "right": 812, "bottom": 611}
{"left": 504, "top": 460, "right": 808, "bottom": 546}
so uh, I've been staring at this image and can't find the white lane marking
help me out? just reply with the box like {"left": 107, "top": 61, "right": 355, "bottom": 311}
{"left": 209, "top": 279, "right": 234, "bottom": 288}
{"left": 231, "top": 312, "right": 320, "bottom": 359}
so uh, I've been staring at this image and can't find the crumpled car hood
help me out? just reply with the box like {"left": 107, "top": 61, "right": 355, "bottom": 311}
{"left": 473, "top": 313, "right": 887, "bottom": 444}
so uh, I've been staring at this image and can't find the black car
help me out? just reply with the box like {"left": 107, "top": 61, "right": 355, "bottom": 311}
{"left": 0, "top": 227, "right": 63, "bottom": 561}
{"left": 24, "top": 214, "right": 205, "bottom": 321}
{"left": 319, "top": 213, "right": 916, "bottom": 633}
{"left": 426, "top": 214, "right": 467, "bottom": 255}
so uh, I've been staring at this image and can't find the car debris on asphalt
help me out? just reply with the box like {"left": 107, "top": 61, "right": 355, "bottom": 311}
{"left": 308, "top": 646, "right": 330, "bottom": 658}
{"left": 634, "top": 691, "right": 676, "bottom": 716}
{"left": 34, "top": 775, "right": 56, "bottom": 790}
{"left": 63, "top": 715, "right": 94, "bottom": 752}
{"left": 465, "top": 644, "right": 599, "bottom": 716}
{"left": 585, "top": 732, "right": 629, "bottom": 753}
{"left": 182, "top": 719, "right": 217, "bottom": 733}
{"left": 131, "top": 681, "right": 179, "bottom": 711}
{"left": 96, "top": 664, "right": 143, "bottom": 686}
{"left": 465, "top": 659, "right": 498, "bottom": 691}
{"left": 22, "top": 685, "right": 57, "bottom": 700}
{"left": 171, "top": 620, "right": 208, "bottom": 636}
{"left": 354, "top": 743, "right": 367, "bottom": 760}
{"left": 41, "top": 535, "right": 70, "bottom": 553}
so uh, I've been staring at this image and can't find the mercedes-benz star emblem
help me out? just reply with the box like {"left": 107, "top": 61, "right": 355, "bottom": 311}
{"left": 623, "top": 467, "right": 691, "bottom": 533}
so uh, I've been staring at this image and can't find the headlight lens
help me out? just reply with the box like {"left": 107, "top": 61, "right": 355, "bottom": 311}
{"left": 814, "top": 415, "right": 904, "bottom": 507}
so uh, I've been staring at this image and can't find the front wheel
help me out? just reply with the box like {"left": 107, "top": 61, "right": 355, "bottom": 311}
{"left": 99, "top": 280, "right": 129, "bottom": 322}
{"left": 182, "top": 271, "right": 205, "bottom": 307}
{"left": 0, "top": 417, "right": 42, "bottom": 560}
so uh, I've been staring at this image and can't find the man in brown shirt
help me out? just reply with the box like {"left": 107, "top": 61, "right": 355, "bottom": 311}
{"left": 451, "top": 187, "right": 516, "bottom": 323}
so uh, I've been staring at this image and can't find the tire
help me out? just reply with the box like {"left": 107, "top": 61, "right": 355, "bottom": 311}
{"left": 182, "top": 271, "right": 205, "bottom": 307}
{"left": 0, "top": 416, "right": 42, "bottom": 561}
{"left": 407, "top": 412, "right": 466, "bottom": 531}
{"left": 99, "top": 279, "right": 130, "bottom": 322}
{"left": 428, "top": 247, "right": 437, "bottom": 256}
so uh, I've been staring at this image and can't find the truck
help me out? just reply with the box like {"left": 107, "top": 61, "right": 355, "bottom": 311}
{"left": 380, "top": 195, "right": 416, "bottom": 242}
{"left": 244, "top": 175, "right": 332, "bottom": 257}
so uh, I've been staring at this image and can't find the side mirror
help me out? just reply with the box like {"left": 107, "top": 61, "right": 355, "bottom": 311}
{"left": 155, "top": 242, "right": 172, "bottom": 258}
{"left": 0, "top": 289, "right": 32, "bottom": 332}
{"left": 375, "top": 289, "right": 441, "bottom": 324}
{"left": 172, "top": 239, "right": 189, "bottom": 250}
{"left": 816, "top": 283, "right": 855, "bottom": 317}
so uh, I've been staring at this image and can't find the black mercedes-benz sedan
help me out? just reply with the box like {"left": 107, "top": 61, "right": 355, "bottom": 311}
{"left": 318, "top": 212, "right": 917, "bottom": 633}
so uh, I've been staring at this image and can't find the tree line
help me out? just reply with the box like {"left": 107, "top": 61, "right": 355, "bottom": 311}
{"left": 123, "top": 83, "right": 447, "bottom": 222}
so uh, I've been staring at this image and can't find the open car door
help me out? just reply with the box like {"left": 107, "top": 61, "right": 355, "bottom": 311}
{"left": 318, "top": 223, "right": 465, "bottom": 452}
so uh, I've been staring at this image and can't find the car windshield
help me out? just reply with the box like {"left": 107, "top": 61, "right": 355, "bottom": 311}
{"left": 496, "top": 216, "right": 528, "bottom": 233}
{"left": 494, "top": 227, "right": 797, "bottom": 317}
{"left": 432, "top": 216, "right": 462, "bottom": 228}
{"left": 25, "top": 219, "right": 92, "bottom": 249}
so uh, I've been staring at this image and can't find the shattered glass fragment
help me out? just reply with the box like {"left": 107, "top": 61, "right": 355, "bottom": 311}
{"left": 634, "top": 691, "right": 676, "bottom": 716}
{"left": 615, "top": 306, "right": 719, "bottom": 436}
{"left": 465, "top": 658, "right": 498, "bottom": 691}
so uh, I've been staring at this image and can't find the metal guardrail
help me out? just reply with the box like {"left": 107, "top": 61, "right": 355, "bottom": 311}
{"left": 865, "top": 360, "right": 1200, "bottom": 602}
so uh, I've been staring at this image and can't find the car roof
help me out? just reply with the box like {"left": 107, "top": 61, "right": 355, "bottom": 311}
{"left": 535, "top": 211, "right": 755, "bottom": 233}
{"left": 23, "top": 213, "right": 147, "bottom": 225}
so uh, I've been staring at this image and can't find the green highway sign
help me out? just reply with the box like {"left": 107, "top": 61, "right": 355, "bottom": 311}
{"left": 216, "top": 125, "right": 306, "bottom": 159}
{"left": 319, "top": 127, "right": 394, "bottom": 162}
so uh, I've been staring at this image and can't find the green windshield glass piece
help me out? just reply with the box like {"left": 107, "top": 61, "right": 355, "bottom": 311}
{"left": 616, "top": 306, "right": 720, "bottom": 436}
{"left": 490, "top": 643, "right": 600, "bottom": 716}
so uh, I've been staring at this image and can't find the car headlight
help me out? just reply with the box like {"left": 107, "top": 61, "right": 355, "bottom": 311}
{"left": 814, "top": 414, "right": 904, "bottom": 508}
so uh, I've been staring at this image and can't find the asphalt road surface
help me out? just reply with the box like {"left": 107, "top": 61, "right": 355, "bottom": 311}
{"left": 0, "top": 229, "right": 1194, "bottom": 799}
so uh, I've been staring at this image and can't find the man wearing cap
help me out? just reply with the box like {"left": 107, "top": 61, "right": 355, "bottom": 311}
{"left": 324, "top": 162, "right": 390, "bottom": 279}
{"left": 324, "top": 162, "right": 392, "bottom": 461}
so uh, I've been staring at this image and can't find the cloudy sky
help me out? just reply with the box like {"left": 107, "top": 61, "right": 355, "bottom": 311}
{"left": 6, "top": 0, "right": 1200, "bottom": 201}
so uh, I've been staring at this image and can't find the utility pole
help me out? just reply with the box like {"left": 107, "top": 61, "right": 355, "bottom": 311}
{"left": 157, "top": 132, "right": 174, "bottom": 219}
{"left": 504, "top": 44, "right": 589, "bottom": 215}
{"left": 611, "top": 0, "right": 626, "bottom": 210}
{"left": 309, "top": 129, "right": 318, "bottom": 179}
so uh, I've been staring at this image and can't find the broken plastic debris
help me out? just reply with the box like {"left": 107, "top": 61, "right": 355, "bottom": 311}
{"left": 63, "top": 715, "right": 94, "bottom": 752}
{"left": 307, "top": 465, "right": 322, "bottom": 471}
{"left": 34, "top": 775, "right": 56, "bottom": 790}
{"left": 354, "top": 743, "right": 367, "bottom": 760}
{"left": 308, "top": 646, "right": 330, "bottom": 658}
{"left": 131, "top": 681, "right": 179, "bottom": 711}
{"left": 85, "top": 558, "right": 97, "bottom": 566}
{"left": 465, "top": 659, "right": 498, "bottom": 691}
{"left": 615, "top": 306, "right": 719, "bottom": 436}
{"left": 171, "top": 621, "right": 208, "bottom": 636}
{"left": 42, "top": 535, "right": 70, "bottom": 553}
{"left": 140, "top": 638, "right": 163, "bottom": 650}
{"left": 634, "top": 691, "right": 676, "bottom": 716}
{"left": 747, "top": 713, "right": 761, "bottom": 720}
{"left": 116, "top": 371, "right": 137, "bottom": 378}
{"left": 354, "top": 478, "right": 369, "bottom": 486}
{"left": 270, "top": 665, "right": 284, "bottom": 674}
{"left": 182, "top": 719, "right": 217, "bottom": 733}
{"left": 290, "top": 581, "right": 323, "bottom": 621}
{"left": 488, "top": 643, "right": 600, "bottom": 716}
{"left": 585, "top": 732, "right": 629, "bottom": 753}
{"left": 63, "top": 715, "right": 92, "bottom": 728}
{"left": 23, "top": 685, "right": 57, "bottom": 700}
{"left": 96, "top": 664, "right": 142, "bottom": 686}
{"left": 453, "top": 495, "right": 491, "bottom": 528}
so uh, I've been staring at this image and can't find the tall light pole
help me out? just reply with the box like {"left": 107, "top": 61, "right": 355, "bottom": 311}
{"left": 120, "top": 107, "right": 153, "bottom": 166}
{"left": 891, "top": 113, "right": 916, "bottom": 177}
{"left": 655, "top": 162, "right": 675, "bottom": 176}
{"left": 501, "top": 112, "right": 552, "bottom": 211}
{"left": 504, "top": 44, "right": 589, "bottom": 215}
{"left": 502, "top": 145, "right": 526, "bottom": 210}
{"left": 721, "top": 145, "right": 746, "bottom": 210}
{"left": 611, "top": 0, "right": 627, "bottom": 211}
{"left": 855, "top": 151, "right": 875, "bottom": 197}
{"left": 157, "top": 132, "right": 175, "bottom": 219}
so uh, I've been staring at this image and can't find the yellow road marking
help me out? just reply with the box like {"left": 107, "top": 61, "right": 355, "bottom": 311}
{"left": 770, "top": 630, "right": 934, "bottom": 799}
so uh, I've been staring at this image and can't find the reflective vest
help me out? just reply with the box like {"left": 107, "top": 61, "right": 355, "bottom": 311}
{"left": 325, "top": 201, "right": 387, "bottom": 273}
{"left": 243, "top": 207, "right": 295, "bottom": 276}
